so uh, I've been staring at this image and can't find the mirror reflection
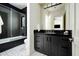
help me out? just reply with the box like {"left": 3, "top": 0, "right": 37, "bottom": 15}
{"left": 41, "top": 3, "right": 66, "bottom": 30}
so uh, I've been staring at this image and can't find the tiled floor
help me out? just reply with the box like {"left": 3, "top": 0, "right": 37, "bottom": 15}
{"left": 0, "top": 44, "right": 46, "bottom": 56}
{"left": 0, "top": 44, "right": 27, "bottom": 56}
{"left": 31, "top": 52, "right": 46, "bottom": 56}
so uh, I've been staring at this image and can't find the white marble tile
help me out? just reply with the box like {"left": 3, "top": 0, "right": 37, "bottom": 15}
{"left": 0, "top": 44, "right": 46, "bottom": 56}
{"left": 31, "top": 51, "right": 46, "bottom": 56}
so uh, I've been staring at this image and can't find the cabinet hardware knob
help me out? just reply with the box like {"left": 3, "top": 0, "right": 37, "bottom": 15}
{"left": 69, "top": 37, "right": 74, "bottom": 42}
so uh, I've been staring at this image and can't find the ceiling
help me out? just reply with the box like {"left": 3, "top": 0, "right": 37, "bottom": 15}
{"left": 45, "top": 4, "right": 65, "bottom": 12}
{"left": 40, "top": 3, "right": 65, "bottom": 12}
{"left": 9, "top": 3, "right": 27, "bottom": 9}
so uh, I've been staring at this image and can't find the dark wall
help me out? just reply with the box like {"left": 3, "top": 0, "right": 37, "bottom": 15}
{"left": 0, "top": 9, "right": 21, "bottom": 39}
{"left": 11, "top": 9, "right": 21, "bottom": 37}
{"left": 0, "top": 3, "right": 25, "bottom": 14}
{"left": 0, "top": 4, "right": 27, "bottom": 39}
{"left": 22, "top": 7, "right": 27, "bottom": 14}
{"left": 22, "top": 7, "right": 27, "bottom": 36}
{"left": 0, "top": 11, "right": 8, "bottom": 39}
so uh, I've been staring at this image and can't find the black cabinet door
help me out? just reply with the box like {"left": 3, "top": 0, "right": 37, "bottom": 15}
{"left": 50, "top": 35, "right": 59, "bottom": 56}
{"left": 57, "top": 36, "right": 66, "bottom": 56}
{"left": 34, "top": 33, "right": 44, "bottom": 53}
{"left": 60, "top": 36, "right": 72, "bottom": 56}
{"left": 55, "top": 36, "right": 72, "bottom": 56}
{"left": 43, "top": 35, "right": 50, "bottom": 56}
{"left": 50, "top": 35, "right": 72, "bottom": 56}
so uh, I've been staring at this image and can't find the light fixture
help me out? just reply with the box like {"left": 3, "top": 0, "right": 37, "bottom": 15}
{"left": 44, "top": 3, "right": 62, "bottom": 9}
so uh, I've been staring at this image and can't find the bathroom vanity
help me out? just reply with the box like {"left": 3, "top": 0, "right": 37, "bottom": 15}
{"left": 34, "top": 30, "right": 72, "bottom": 56}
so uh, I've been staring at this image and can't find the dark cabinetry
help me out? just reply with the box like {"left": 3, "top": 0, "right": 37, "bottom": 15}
{"left": 43, "top": 35, "right": 51, "bottom": 55}
{"left": 34, "top": 33, "right": 44, "bottom": 53}
{"left": 34, "top": 30, "right": 72, "bottom": 56}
